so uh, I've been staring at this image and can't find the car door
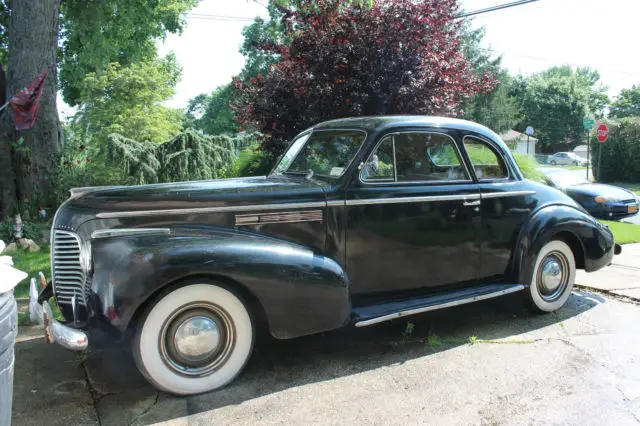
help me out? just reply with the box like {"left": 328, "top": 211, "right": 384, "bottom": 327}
{"left": 461, "top": 134, "right": 537, "bottom": 284}
{"left": 345, "top": 130, "right": 481, "bottom": 298}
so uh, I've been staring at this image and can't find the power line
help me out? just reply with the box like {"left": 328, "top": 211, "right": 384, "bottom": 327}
{"left": 457, "top": 0, "right": 540, "bottom": 18}
{"left": 185, "top": 13, "right": 256, "bottom": 22}
{"left": 479, "top": 47, "right": 640, "bottom": 77}
{"left": 185, "top": 1, "right": 541, "bottom": 22}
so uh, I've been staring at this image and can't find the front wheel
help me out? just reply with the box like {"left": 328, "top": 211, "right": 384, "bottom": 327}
{"left": 525, "top": 240, "right": 576, "bottom": 313}
{"left": 550, "top": 160, "right": 556, "bottom": 165}
{"left": 132, "top": 283, "right": 254, "bottom": 395}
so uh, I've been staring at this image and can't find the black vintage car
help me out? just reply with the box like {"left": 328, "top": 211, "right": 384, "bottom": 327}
{"left": 31, "top": 116, "right": 618, "bottom": 395}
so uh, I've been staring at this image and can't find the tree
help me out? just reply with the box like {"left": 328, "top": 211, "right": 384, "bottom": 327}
{"left": 184, "top": 84, "right": 239, "bottom": 135}
{"left": 232, "top": 0, "right": 497, "bottom": 155}
{"left": 610, "top": 85, "right": 640, "bottom": 119}
{"left": 105, "top": 130, "right": 260, "bottom": 184}
{"left": 511, "top": 66, "right": 608, "bottom": 152}
{"left": 0, "top": 0, "right": 61, "bottom": 216}
{"left": 464, "top": 72, "right": 520, "bottom": 133}
{"left": 0, "top": 0, "right": 8, "bottom": 68}
{"left": 72, "top": 55, "right": 183, "bottom": 146}
{"left": 460, "top": 25, "right": 520, "bottom": 132}
{"left": 59, "top": 0, "right": 197, "bottom": 105}
{"left": 0, "top": 0, "right": 197, "bottom": 215}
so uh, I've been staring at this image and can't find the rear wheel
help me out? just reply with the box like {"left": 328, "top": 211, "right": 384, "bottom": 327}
{"left": 132, "top": 283, "right": 254, "bottom": 395}
{"left": 525, "top": 240, "right": 576, "bottom": 313}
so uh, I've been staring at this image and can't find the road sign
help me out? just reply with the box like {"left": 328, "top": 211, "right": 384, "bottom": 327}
{"left": 583, "top": 119, "right": 594, "bottom": 130}
{"left": 525, "top": 126, "right": 534, "bottom": 136}
{"left": 596, "top": 123, "right": 609, "bottom": 143}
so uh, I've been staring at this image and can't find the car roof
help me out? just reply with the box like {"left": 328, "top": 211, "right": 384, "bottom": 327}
{"left": 310, "top": 115, "right": 506, "bottom": 146}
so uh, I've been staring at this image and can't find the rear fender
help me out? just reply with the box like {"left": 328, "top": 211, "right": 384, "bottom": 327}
{"left": 89, "top": 227, "right": 351, "bottom": 339}
{"left": 513, "top": 204, "right": 614, "bottom": 285}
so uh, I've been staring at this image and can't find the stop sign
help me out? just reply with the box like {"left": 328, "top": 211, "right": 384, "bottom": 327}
{"left": 596, "top": 123, "right": 609, "bottom": 143}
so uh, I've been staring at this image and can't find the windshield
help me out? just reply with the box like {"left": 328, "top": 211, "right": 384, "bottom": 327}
{"left": 544, "top": 169, "right": 588, "bottom": 187}
{"left": 273, "top": 130, "right": 366, "bottom": 178}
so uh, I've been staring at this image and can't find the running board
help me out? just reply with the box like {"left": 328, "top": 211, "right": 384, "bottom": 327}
{"left": 353, "top": 284, "right": 525, "bottom": 327}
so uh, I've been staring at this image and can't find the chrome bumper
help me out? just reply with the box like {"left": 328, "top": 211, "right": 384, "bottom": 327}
{"left": 28, "top": 278, "right": 88, "bottom": 351}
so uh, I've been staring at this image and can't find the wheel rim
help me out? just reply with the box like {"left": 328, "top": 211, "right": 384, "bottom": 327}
{"left": 536, "top": 251, "right": 570, "bottom": 302}
{"left": 159, "top": 303, "right": 236, "bottom": 377}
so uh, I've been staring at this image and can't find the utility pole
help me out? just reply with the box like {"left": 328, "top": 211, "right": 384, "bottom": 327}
{"left": 586, "top": 129, "right": 590, "bottom": 181}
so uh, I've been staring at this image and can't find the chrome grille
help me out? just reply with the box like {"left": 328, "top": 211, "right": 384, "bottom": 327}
{"left": 52, "top": 230, "right": 86, "bottom": 306}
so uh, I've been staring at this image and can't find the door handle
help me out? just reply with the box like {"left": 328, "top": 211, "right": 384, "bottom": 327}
{"left": 462, "top": 200, "right": 481, "bottom": 207}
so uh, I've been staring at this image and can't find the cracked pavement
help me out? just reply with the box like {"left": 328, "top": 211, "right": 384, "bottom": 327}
{"left": 12, "top": 287, "right": 640, "bottom": 426}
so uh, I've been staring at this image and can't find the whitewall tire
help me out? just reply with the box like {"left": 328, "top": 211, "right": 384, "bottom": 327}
{"left": 132, "top": 283, "right": 254, "bottom": 395}
{"left": 526, "top": 240, "right": 576, "bottom": 313}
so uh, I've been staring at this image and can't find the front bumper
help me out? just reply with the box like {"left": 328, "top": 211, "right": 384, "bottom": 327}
{"left": 28, "top": 277, "right": 88, "bottom": 351}
{"left": 594, "top": 201, "right": 640, "bottom": 220}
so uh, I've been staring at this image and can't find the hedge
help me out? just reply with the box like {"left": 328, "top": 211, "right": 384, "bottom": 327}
{"left": 592, "top": 118, "right": 640, "bottom": 183}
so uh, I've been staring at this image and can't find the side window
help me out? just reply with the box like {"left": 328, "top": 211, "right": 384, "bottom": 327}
{"left": 463, "top": 136, "right": 508, "bottom": 180}
{"left": 361, "top": 133, "right": 469, "bottom": 183}
{"left": 361, "top": 136, "right": 395, "bottom": 181}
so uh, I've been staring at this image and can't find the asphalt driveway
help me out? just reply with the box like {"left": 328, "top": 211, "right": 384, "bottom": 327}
{"left": 13, "top": 286, "right": 640, "bottom": 425}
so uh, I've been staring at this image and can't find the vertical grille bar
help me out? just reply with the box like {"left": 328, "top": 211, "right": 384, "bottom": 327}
{"left": 52, "top": 230, "right": 86, "bottom": 306}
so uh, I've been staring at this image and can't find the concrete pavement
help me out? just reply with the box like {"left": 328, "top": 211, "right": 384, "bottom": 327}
{"left": 12, "top": 288, "right": 640, "bottom": 425}
{"left": 576, "top": 243, "right": 640, "bottom": 300}
{"left": 11, "top": 244, "right": 640, "bottom": 425}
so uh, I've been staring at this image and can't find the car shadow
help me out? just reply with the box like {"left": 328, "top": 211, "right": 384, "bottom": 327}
{"left": 85, "top": 290, "right": 605, "bottom": 425}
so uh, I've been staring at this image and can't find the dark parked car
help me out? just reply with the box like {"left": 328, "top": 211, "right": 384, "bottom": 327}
{"left": 541, "top": 168, "right": 639, "bottom": 220}
{"left": 30, "top": 116, "right": 619, "bottom": 395}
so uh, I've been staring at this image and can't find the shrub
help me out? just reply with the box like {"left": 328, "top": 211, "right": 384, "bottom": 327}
{"left": 513, "top": 153, "right": 545, "bottom": 183}
{"left": 227, "top": 146, "right": 277, "bottom": 177}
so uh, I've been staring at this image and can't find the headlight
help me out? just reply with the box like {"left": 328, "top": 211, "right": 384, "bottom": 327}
{"left": 595, "top": 195, "right": 620, "bottom": 203}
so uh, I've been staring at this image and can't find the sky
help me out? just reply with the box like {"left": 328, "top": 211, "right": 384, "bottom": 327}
{"left": 62, "top": 0, "right": 640, "bottom": 116}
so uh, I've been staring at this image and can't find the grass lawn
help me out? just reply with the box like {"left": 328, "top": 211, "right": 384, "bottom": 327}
{"left": 9, "top": 247, "right": 51, "bottom": 298}
{"left": 601, "top": 220, "right": 640, "bottom": 245}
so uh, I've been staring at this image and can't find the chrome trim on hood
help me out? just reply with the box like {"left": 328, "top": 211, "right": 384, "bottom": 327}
{"left": 96, "top": 201, "right": 328, "bottom": 219}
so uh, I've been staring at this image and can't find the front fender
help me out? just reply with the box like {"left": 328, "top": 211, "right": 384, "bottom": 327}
{"left": 514, "top": 204, "right": 614, "bottom": 284}
{"left": 89, "top": 227, "right": 351, "bottom": 339}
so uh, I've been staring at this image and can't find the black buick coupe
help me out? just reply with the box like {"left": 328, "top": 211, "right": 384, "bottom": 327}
{"left": 31, "top": 116, "right": 618, "bottom": 395}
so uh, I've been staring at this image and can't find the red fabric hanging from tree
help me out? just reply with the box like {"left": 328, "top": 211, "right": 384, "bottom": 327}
{"left": 8, "top": 68, "right": 49, "bottom": 131}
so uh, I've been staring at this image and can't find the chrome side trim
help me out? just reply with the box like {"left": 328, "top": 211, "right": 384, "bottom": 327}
{"left": 481, "top": 190, "right": 536, "bottom": 199}
{"left": 235, "top": 210, "right": 323, "bottom": 226}
{"left": 327, "top": 200, "right": 346, "bottom": 207}
{"left": 346, "top": 193, "right": 480, "bottom": 207}
{"left": 96, "top": 201, "right": 327, "bottom": 219}
{"left": 355, "top": 285, "right": 525, "bottom": 327}
{"left": 91, "top": 228, "right": 171, "bottom": 239}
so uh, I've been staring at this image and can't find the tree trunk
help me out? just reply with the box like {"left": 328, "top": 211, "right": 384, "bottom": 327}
{"left": 0, "top": 0, "right": 61, "bottom": 217}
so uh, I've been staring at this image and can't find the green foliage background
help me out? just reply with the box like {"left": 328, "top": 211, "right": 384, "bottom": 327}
{"left": 592, "top": 119, "right": 640, "bottom": 183}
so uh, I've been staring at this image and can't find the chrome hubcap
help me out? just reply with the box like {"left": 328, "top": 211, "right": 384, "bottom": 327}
{"left": 537, "top": 252, "right": 569, "bottom": 302}
{"left": 173, "top": 316, "right": 221, "bottom": 363}
{"left": 160, "top": 303, "right": 235, "bottom": 377}
{"left": 540, "top": 259, "right": 562, "bottom": 293}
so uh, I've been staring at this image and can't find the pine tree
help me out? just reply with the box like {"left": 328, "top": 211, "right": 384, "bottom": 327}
{"left": 106, "top": 130, "right": 260, "bottom": 184}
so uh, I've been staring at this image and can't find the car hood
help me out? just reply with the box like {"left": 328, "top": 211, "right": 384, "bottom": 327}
{"left": 565, "top": 183, "right": 636, "bottom": 201}
{"left": 56, "top": 175, "right": 329, "bottom": 230}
